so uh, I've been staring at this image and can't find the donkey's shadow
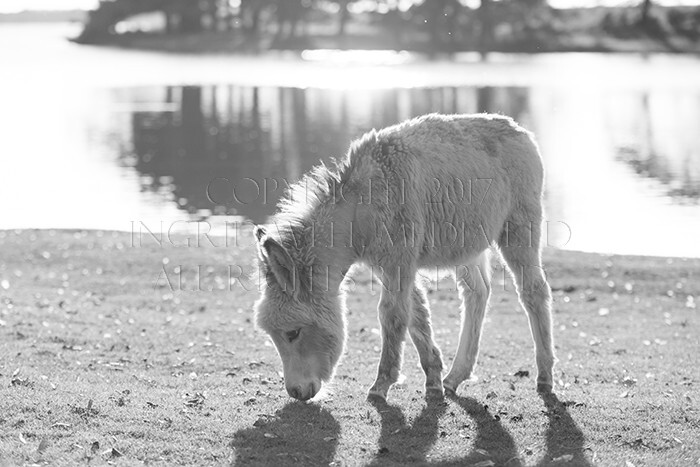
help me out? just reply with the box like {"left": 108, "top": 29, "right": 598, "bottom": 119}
{"left": 368, "top": 395, "right": 521, "bottom": 466}
{"left": 368, "top": 392, "right": 591, "bottom": 466}
{"left": 231, "top": 402, "right": 339, "bottom": 466}
{"left": 230, "top": 393, "right": 590, "bottom": 466}
{"left": 537, "top": 393, "right": 592, "bottom": 466}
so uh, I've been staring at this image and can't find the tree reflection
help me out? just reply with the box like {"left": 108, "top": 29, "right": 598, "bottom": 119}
{"left": 124, "top": 85, "right": 534, "bottom": 223}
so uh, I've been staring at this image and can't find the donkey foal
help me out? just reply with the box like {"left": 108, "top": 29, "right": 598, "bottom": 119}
{"left": 254, "top": 113, "right": 555, "bottom": 401}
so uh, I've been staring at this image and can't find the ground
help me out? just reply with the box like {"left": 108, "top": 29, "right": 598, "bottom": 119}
{"left": 0, "top": 229, "right": 698, "bottom": 466}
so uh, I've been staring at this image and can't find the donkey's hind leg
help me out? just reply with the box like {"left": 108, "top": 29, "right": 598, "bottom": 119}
{"left": 368, "top": 266, "right": 415, "bottom": 401}
{"left": 409, "top": 284, "right": 445, "bottom": 398}
{"left": 498, "top": 218, "right": 556, "bottom": 393}
{"left": 443, "top": 251, "right": 492, "bottom": 395}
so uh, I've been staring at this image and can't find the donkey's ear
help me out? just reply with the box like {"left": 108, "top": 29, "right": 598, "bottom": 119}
{"left": 254, "top": 225, "right": 268, "bottom": 263}
{"left": 254, "top": 225, "right": 266, "bottom": 242}
{"left": 259, "top": 236, "right": 296, "bottom": 294}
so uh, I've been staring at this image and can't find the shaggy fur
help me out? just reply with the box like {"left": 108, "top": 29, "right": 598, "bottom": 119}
{"left": 255, "top": 113, "right": 555, "bottom": 401}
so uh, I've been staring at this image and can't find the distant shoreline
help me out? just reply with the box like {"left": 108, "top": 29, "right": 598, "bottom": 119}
{"left": 71, "top": 29, "right": 700, "bottom": 56}
{"left": 2, "top": 10, "right": 698, "bottom": 55}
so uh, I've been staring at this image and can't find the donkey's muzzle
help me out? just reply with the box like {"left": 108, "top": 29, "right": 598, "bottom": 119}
{"left": 287, "top": 382, "right": 318, "bottom": 401}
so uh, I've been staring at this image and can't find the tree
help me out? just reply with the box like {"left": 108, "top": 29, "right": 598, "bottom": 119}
{"left": 640, "top": 0, "right": 653, "bottom": 26}
{"left": 336, "top": 0, "right": 351, "bottom": 37}
{"left": 240, "top": 0, "right": 269, "bottom": 36}
{"left": 177, "top": 0, "right": 204, "bottom": 33}
{"left": 273, "top": 0, "right": 306, "bottom": 39}
{"left": 413, "top": 0, "right": 462, "bottom": 50}
{"left": 477, "top": 0, "right": 493, "bottom": 53}
{"left": 326, "top": 0, "right": 362, "bottom": 37}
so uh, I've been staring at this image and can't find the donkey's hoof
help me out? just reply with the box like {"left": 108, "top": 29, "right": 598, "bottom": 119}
{"left": 537, "top": 382, "right": 553, "bottom": 394}
{"left": 442, "top": 382, "right": 457, "bottom": 397}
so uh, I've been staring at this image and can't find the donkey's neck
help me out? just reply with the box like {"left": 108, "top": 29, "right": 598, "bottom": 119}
{"left": 309, "top": 198, "right": 358, "bottom": 294}
{"left": 276, "top": 197, "right": 357, "bottom": 295}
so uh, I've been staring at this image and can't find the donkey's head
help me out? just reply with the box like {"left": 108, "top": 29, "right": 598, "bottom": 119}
{"left": 253, "top": 226, "right": 346, "bottom": 401}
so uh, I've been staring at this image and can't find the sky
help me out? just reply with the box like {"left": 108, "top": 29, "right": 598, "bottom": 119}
{"left": 0, "top": 0, "right": 698, "bottom": 14}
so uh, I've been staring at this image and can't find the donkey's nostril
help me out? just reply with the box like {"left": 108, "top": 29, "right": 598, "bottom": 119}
{"left": 309, "top": 383, "right": 319, "bottom": 399}
{"left": 288, "top": 386, "right": 302, "bottom": 400}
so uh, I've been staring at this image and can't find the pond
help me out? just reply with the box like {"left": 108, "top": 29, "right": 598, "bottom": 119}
{"left": 2, "top": 23, "right": 700, "bottom": 257}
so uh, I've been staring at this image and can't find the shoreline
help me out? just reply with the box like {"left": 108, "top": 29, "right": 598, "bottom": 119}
{"left": 81, "top": 30, "right": 700, "bottom": 56}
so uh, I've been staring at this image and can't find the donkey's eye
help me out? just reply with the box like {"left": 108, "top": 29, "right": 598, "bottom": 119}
{"left": 285, "top": 329, "right": 301, "bottom": 343}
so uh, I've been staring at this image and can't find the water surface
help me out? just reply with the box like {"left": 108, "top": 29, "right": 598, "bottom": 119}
{"left": 1, "top": 23, "right": 699, "bottom": 257}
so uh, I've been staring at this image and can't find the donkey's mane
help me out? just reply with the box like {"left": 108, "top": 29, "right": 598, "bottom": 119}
{"left": 274, "top": 158, "right": 349, "bottom": 231}
{"left": 273, "top": 127, "right": 381, "bottom": 233}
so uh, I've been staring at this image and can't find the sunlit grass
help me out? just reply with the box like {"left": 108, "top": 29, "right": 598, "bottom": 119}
{"left": 0, "top": 230, "right": 698, "bottom": 465}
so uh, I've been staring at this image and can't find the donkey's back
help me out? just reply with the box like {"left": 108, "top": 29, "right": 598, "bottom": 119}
{"left": 350, "top": 113, "right": 545, "bottom": 267}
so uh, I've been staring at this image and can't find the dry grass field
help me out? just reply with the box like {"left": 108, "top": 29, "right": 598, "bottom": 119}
{"left": 0, "top": 230, "right": 698, "bottom": 466}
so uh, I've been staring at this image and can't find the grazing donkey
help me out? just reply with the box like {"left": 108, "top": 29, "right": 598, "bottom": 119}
{"left": 254, "top": 113, "right": 555, "bottom": 401}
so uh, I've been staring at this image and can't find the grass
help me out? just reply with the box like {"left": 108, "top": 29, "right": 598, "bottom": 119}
{"left": 0, "top": 229, "right": 698, "bottom": 466}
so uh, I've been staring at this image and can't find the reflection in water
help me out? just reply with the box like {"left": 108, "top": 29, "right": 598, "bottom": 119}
{"left": 124, "top": 85, "right": 531, "bottom": 224}
{"left": 119, "top": 83, "right": 700, "bottom": 256}
{"left": 613, "top": 93, "right": 700, "bottom": 200}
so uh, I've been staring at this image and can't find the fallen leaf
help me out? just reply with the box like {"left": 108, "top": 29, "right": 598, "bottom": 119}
{"left": 91, "top": 441, "right": 100, "bottom": 454}
{"left": 11, "top": 377, "right": 34, "bottom": 388}
{"left": 37, "top": 439, "right": 49, "bottom": 454}
{"left": 621, "top": 377, "right": 637, "bottom": 387}
{"left": 184, "top": 392, "right": 206, "bottom": 408}
{"left": 514, "top": 370, "right": 529, "bottom": 378}
{"left": 158, "top": 417, "right": 173, "bottom": 429}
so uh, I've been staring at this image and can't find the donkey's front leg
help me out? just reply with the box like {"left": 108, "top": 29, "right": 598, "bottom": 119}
{"left": 409, "top": 285, "right": 445, "bottom": 398}
{"left": 443, "top": 252, "right": 492, "bottom": 395}
{"left": 368, "top": 273, "right": 412, "bottom": 401}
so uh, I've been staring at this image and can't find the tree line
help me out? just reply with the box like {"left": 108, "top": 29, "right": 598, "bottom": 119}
{"left": 77, "top": 0, "right": 698, "bottom": 53}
